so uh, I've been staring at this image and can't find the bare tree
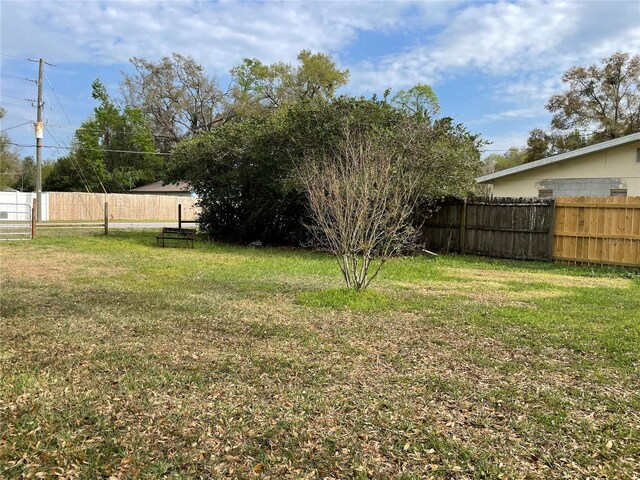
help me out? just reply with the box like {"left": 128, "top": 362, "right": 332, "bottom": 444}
{"left": 121, "top": 53, "right": 230, "bottom": 152}
{"left": 547, "top": 51, "right": 640, "bottom": 140}
{"left": 299, "top": 127, "right": 418, "bottom": 291}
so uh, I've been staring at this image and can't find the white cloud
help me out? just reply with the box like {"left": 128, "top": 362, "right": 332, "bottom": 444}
{"left": 2, "top": 0, "right": 638, "bottom": 159}
{"left": 0, "top": 0, "right": 418, "bottom": 71}
{"left": 4, "top": 0, "right": 635, "bottom": 92}
{"left": 479, "top": 107, "right": 545, "bottom": 123}
{"left": 351, "top": 0, "right": 640, "bottom": 92}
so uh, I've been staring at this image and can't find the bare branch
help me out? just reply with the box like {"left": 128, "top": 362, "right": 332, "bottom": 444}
{"left": 298, "top": 125, "right": 418, "bottom": 290}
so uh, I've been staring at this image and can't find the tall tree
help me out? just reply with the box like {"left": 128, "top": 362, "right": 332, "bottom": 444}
{"left": 391, "top": 84, "right": 440, "bottom": 119}
{"left": 481, "top": 147, "right": 527, "bottom": 174}
{"left": 15, "top": 156, "right": 36, "bottom": 191}
{"left": 45, "top": 80, "right": 160, "bottom": 192}
{"left": 122, "top": 53, "right": 228, "bottom": 151}
{"left": 230, "top": 50, "right": 349, "bottom": 116}
{"left": 523, "top": 128, "right": 589, "bottom": 163}
{"left": 168, "top": 94, "right": 481, "bottom": 245}
{"left": 524, "top": 128, "right": 552, "bottom": 163}
{"left": 0, "top": 108, "right": 22, "bottom": 190}
{"left": 546, "top": 51, "right": 640, "bottom": 140}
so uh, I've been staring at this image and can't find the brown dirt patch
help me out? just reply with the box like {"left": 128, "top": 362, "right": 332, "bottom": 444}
{"left": 1, "top": 250, "right": 124, "bottom": 282}
{"left": 442, "top": 266, "right": 630, "bottom": 288}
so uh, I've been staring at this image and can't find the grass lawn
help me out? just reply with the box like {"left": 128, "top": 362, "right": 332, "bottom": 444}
{"left": 1, "top": 230, "right": 639, "bottom": 479}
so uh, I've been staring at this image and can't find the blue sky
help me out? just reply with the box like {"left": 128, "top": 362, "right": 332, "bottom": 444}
{"left": 1, "top": 0, "right": 639, "bottom": 162}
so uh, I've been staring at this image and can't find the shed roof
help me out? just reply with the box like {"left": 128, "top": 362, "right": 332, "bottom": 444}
{"left": 477, "top": 132, "right": 640, "bottom": 184}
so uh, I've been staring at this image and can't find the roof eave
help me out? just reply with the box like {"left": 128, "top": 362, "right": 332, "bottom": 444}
{"left": 476, "top": 132, "right": 640, "bottom": 183}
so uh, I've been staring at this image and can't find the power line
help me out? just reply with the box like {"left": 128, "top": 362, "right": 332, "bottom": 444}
{"left": 41, "top": 122, "right": 173, "bottom": 139}
{"left": 0, "top": 95, "right": 37, "bottom": 102}
{"left": 7, "top": 141, "right": 170, "bottom": 156}
{"left": 44, "top": 124, "right": 134, "bottom": 195}
{"left": 0, "top": 117, "right": 35, "bottom": 124}
{"left": 42, "top": 91, "right": 74, "bottom": 147}
{"left": 28, "top": 57, "right": 56, "bottom": 67}
{"left": 43, "top": 69, "right": 72, "bottom": 125}
{"left": 1, "top": 73, "right": 37, "bottom": 83}
{"left": 0, "top": 96, "right": 36, "bottom": 104}
{"left": 50, "top": 146, "right": 109, "bottom": 218}
{"left": 1, "top": 121, "right": 32, "bottom": 132}
{"left": 43, "top": 124, "right": 106, "bottom": 199}
{"left": 0, "top": 53, "right": 32, "bottom": 61}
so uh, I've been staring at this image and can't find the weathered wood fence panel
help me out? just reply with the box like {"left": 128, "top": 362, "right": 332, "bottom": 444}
{"left": 47, "top": 192, "right": 199, "bottom": 221}
{"left": 423, "top": 197, "right": 554, "bottom": 261}
{"left": 420, "top": 198, "right": 465, "bottom": 252}
{"left": 553, "top": 196, "right": 640, "bottom": 267}
{"left": 423, "top": 196, "right": 640, "bottom": 267}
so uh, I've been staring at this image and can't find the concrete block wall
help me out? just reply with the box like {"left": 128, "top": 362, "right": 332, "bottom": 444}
{"left": 537, "top": 178, "right": 626, "bottom": 197}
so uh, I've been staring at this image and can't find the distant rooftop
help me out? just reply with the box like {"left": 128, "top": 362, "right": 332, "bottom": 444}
{"left": 129, "top": 181, "right": 193, "bottom": 193}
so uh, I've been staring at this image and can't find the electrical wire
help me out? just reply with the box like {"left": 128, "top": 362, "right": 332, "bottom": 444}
{"left": 0, "top": 73, "right": 36, "bottom": 82}
{"left": 1, "top": 121, "right": 32, "bottom": 132}
{"left": 43, "top": 125, "right": 107, "bottom": 215}
{"left": 42, "top": 91, "right": 75, "bottom": 148}
{"left": 7, "top": 141, "right": 170, "bottom": 156}
{"left": 43, "top": 70, "right": 72, "bottom": 125}
{"left": 0, "top": 95, "right": 36, "bottom": 102}
{"left": 45, "top": 124, "right": 110, "bottom": 195}
{"left": 38, "top": 122, "right": 176, "bottom": 140}
{"left": 0, "top": 53, "right": 32, "bottom": 61}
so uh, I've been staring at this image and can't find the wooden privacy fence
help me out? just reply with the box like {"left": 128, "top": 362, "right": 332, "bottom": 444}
{"left": 423, "top": 196, "right": 640, "bottom": 267}
{"left": 553, "top": 196, "right": 640, "bottom": 267}
{"left": 47, "top": 192, "right": 199, "bottom": 221}
{"left": 422, "top": 197, "right": 554, "bottom": 261}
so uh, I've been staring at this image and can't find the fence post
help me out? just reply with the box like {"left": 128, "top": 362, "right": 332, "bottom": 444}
{"left": 547, "top": 198, "right": 556, "bottom": 262}
{"left": 178, "top": 204, "right": 182, "bottom": 229}
{"left": 459, "top": 198, "right": 467, "bottom": 254}
{"left": 31, "top": 198, "right": 37, "bottom": 239}
{"left": 104, "top": 202, "right": 109, "bottom": 236}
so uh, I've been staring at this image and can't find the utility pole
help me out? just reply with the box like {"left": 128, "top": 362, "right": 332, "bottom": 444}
{"left": 35, "top": 58, "right": 44, "bottom": 222}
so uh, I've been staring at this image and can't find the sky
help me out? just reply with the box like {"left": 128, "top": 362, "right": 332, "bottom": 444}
{"left": 1, "top": 0, "right": 639, "bottom": 162}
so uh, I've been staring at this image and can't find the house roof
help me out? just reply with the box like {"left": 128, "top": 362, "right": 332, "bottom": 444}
{"left": 477, "top": 132, "right": 640, "bottom": 184}
{"left": 129, "top": 181, "right": 193, "bottom": 193}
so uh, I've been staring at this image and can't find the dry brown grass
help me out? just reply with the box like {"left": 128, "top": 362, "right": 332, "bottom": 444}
{"left": 1, "top": 231, "right": 638, "bottom": 479}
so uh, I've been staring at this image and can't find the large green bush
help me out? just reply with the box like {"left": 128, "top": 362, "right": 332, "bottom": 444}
{"left": 168, "top": 96, "right": 482, "bottom": 245}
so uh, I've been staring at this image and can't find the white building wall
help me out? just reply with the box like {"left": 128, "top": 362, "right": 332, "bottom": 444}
{"left": 0, "top": 192, "right": 49, "bottom": 221}
{"left": 486, "top": 142, "right": 640, "bottom": 197}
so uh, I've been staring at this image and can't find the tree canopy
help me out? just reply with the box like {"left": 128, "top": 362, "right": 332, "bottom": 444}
{"left": 45, "top": 80, "right": 161, "bottom": 192}
{"left": 230, "top": 50, "right": 349, "bottom": 116}
{"left": 481, "top": 147, "right": 527, "bottom": 174}
{"left": 390, "top": 84, "right": 440, "bottom": 119}
{"left": 547, "top": 51, "right": 639, "bottom": 141}
{"left": 122, "top": 53, "right": 229, "bottom": 152}
{"left": 42, "top": 48, "right": 482, "bottom": 222}
{"left": 502, "top": 51, "right": 638, "bottom": 164}
{"left": 0, "top": 108, "right": 21, "bottom": 190}
{"left": 168, "top": 95, "right": 482, "bottom": 245}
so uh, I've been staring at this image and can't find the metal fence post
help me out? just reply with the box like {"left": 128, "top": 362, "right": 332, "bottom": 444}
{"left": 178, "top": 204, "right": 182, "bottom": 229}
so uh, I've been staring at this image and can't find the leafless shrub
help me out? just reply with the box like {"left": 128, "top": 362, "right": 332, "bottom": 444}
{"left": 299, "top": 127, "right": 418, "bottom": 290}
